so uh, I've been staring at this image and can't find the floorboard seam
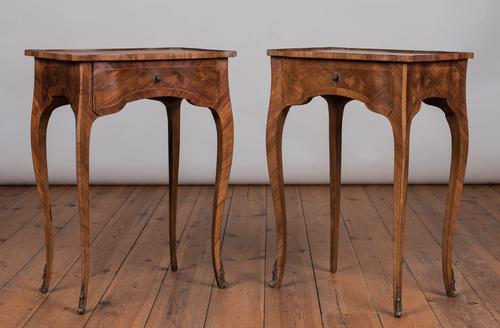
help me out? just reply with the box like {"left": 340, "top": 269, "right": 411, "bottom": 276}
{"left": 339, "top": 188, "right": 384, "bottom": 328}
{"left": 463, "top": 187, "right": 500, "bottom": 224}
{"left": 142, "top": 186, "right": 203, "bottom": 327}
{"left": 0, "top": 187, "right": 104, "bottom": 290}
{"left": 83, "top": 187, "right": 169, "bottom": 327}
{"left": 364, "top": 186, "right": 445, "bottom": 328}
{"left": 405, "top": 188, "right": 500, "bottom": 326}
{"left": 21, "top": 187, "right": 139, "bottom": 328}
{"left": 0, "top": 186, "right": 69, "bottom": 247}
{"left": 202, "top": 186, "right": 235, "bottom": 328}
{"left": 430, "top": 187, "right": 500, "bottom": 263}
{"left": 297, "top": 186, "right": 325, "bottom": 328}
{"left": 0, "top": 187, "right": 32, "bottom": 214}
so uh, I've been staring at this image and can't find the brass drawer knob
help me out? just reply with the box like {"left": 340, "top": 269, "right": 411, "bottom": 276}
{"left": 332, "top": 72, "right": 341, "bottom": 83}
{"left": 153, "top": 73, "right": 162, "bottom": 84}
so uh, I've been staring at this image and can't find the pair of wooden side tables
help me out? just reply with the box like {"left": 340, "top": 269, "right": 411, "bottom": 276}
{"left": 25, "top": 47, "right": 473, "bottom": 317}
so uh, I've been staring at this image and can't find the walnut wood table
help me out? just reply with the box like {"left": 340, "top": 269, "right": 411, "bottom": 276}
{"left": 25, "top": 47, "right": 236, "bottom": 314}
{"left": 265, "top": 47, "right": 473, "bottom": 317}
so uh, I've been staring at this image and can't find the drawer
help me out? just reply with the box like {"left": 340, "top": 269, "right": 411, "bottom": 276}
{"left": 93, "top": 60, "right": 220, "bottom": 115}
{"left": 282, "top": 59, "right": 396, "bottom": 114}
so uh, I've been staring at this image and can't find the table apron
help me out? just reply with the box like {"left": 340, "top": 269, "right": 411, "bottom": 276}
{"left": 281, "top": 59, "right": 400, "bottom": 116}
{"left": 92, "top": 60, "right": 221, "bottom": 116}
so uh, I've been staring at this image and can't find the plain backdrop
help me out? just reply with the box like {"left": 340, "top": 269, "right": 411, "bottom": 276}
{"left": 0, "top": 0, "right": 499, "bottom": 184}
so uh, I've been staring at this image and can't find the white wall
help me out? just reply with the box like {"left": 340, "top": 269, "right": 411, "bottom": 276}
{"left": 0, "top": 0, "right": 499, "bottom": 184}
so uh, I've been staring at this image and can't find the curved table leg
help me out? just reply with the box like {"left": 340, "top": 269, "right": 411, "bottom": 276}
{"left": 388, "top": 111, "right": 412, "bottom": 318}
{"left": 424, "top": 97, "right": 468, "bottom": 297}
{"left": 324, "top": 96, "right": 350, "bottom": 273}
{"left": 164, "top": 98, "right": 182, "bottom": 272}
{"left": 266, "top": 98, "right": 290, "bottom": 288}
{"left": 210, "top": 93, "right": 234, "bottom": 289}
{"left": 76, "top": 108, "right": 95, "bottom": 315}
{"left": 442, "top": 105, "right": 468, "bottom": 297}
{"left": 75, "top": 65, "right": 96, "bottom": 315}
{"left": 31, "top": 95, "right": 67, "bottom": 294}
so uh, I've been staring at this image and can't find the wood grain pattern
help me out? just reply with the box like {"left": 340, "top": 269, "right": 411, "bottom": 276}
{"left": 84, "top": 187, "right": 201, "bottom": 328}
{"left": 266, "top": 58, "right": 290, "bottom": 289}
{"left": 283, "top": 60, "right": 395, "bottom": 114}
{"left": 267, "top": 47, "right": 473, "bottom": 62}
{"left": 74, "top": 62, "right": 96, "bottom": 314}
{"left": 0, "top": 185, "right": 499, "bottom": 327}
{"left": 0, "top": 186, "right": 67, "bottom": 246}
{"left": 300, "top": 186, "right": 383, "bottom": 327}
{"left": 264, "top": 187, "right": 322, "bottom": 328}
{"left": 93, "top": 60, "right": 220, "bottom": 116}
{"left": 205, "top": 186, "right": 266, "bottom": 327}
{"left": 464, "top": 185, "right": 500, "bottom": 224}
{"left": 30, "top": 60, "right": 68, "bottom": 295}
{"left": 324, "top": 96, "right": 350, "bottom": 273}
{"left": 24, "top": 187, "right": 165, "bottom": 327}
{"left": 368, "top": 185, "right": 500, "bottom": 327}
{"left": 0, "top": 188, "right": 77, "bottom": 288}
{"left": 407, "top": 186, "right": 500, "bottom": 326}
{"left": 209, "top": 59, "right": 234, "bottom": 289}
{"left": 26, "top": 48, "right": 235, "bottom": 314}
{"left": 25, "top": 47, "right": 236, "bottom": 61}
{"left": 145, "top": 187, "right": 233, "bottom": 328}
{"left": 266, "top": 47, "right": 472, "bottom": 318}
{"left": 164, "top": 98, "right": 182, "bottom": 272}
{"left": 341, "top": 186, "right": 441, "bottom": 327}
{"left": 0, "top": 187, "right": 134, "bottom": 327}
{"left": 0, "top": 186, "right": 31, "bottom": 210}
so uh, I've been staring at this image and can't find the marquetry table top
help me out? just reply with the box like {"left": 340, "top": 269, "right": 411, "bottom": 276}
{"left": 267, "top": 47, "right": 473, "bottom": 62}
{"left": 25, "top": 47, "right": 237, "bottom": 62}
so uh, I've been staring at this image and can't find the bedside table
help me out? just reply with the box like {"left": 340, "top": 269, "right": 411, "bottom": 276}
{"left": 265, "top": 47, "right": 473, "bottom": 317}
{"left": 25, "top": 47, "right": 236, "bottom": 314}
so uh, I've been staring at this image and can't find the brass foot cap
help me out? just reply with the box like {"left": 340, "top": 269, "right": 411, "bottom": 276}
{"left": 394, "top": 289, "right": 402, "bottom": 318}
{"left": 267, "top": 280, "right": 280, "bottom": 288}
{"left": 447, "top": 288, "right": 458, "bottom": 297}
{"left": 77, "top": 293, "right": 86, "bottom": 315}
{"left": 217, "top": 277, "right": 228, "bottom": 289}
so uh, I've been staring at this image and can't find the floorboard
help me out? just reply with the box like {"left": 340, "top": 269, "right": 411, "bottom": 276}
{"left": 205, "top": 186, "right": 267, "bottom": 327}
{"left": 301, "top": 186, "right": 382, "bottom": 328}
{"left": 0, "top": 186, "right": 67, "bottom": 246}
{"left": 264, "top": 186, "right": 323, "bottom": 328}
{"left": 85, "top": 186, "right": 201, "bottom": 328}
{"left": 369, "top": 186, "right": 499, "bottom": 327}
{"left": 407, "top": 186, "right": 500, "bottom": 325}
{"left": 340, "top": 186, "right": 441, "bottom": 328}
{"left": 24, "top": 186, "right": 165, "bottom": 328}
{"left": 0, "top": 186, "right": 31, "bottom": 211}
{"left": 145, "top": 187, "right": 233, "bottom": 328}
{"left": 0, "top": 185, "right": 498, "bottom": 328}
{"left": 0, "top": 186, "right": 133, "bottom": 327}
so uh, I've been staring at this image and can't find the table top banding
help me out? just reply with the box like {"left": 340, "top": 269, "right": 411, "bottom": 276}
{"left": 267, "top": 47, "right": 473, "bottom": 62}
{"left": 25, "top": 47, "right": 237, "bottom": 62}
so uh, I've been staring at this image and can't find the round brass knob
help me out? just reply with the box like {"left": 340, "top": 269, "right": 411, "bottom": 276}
{"left": 332, "top": 72, "right": 341, "bottom": 83}
{"left": 153, "top": 73, "right": 162, "bottom": 84}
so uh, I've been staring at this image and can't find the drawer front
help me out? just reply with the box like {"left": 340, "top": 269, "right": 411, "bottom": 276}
{"left": 282, "top": 60, "right": 396, "bottom": 114}
{"left": 93, "top": 60, "right": 220, "bottom": 115}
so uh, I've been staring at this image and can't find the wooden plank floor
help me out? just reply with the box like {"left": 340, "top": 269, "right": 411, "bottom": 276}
{"left": 0, "top": 185, "right": 499, "bottom": 328}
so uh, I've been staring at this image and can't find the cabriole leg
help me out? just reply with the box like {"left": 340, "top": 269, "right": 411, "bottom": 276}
{"left": 210, "top": 94, "right": 234, "bottom": 289}
{"left": 324, "top": 96, "right": 350, "bottom": 273}
{"left": 31, "top": 95, "right": 67, "bottom": 293}
{"left": 165, "top": 98, "right": 182, "bottom": 272}
{"left": 389, "top": 112, "right": 411, "bottom": 318}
